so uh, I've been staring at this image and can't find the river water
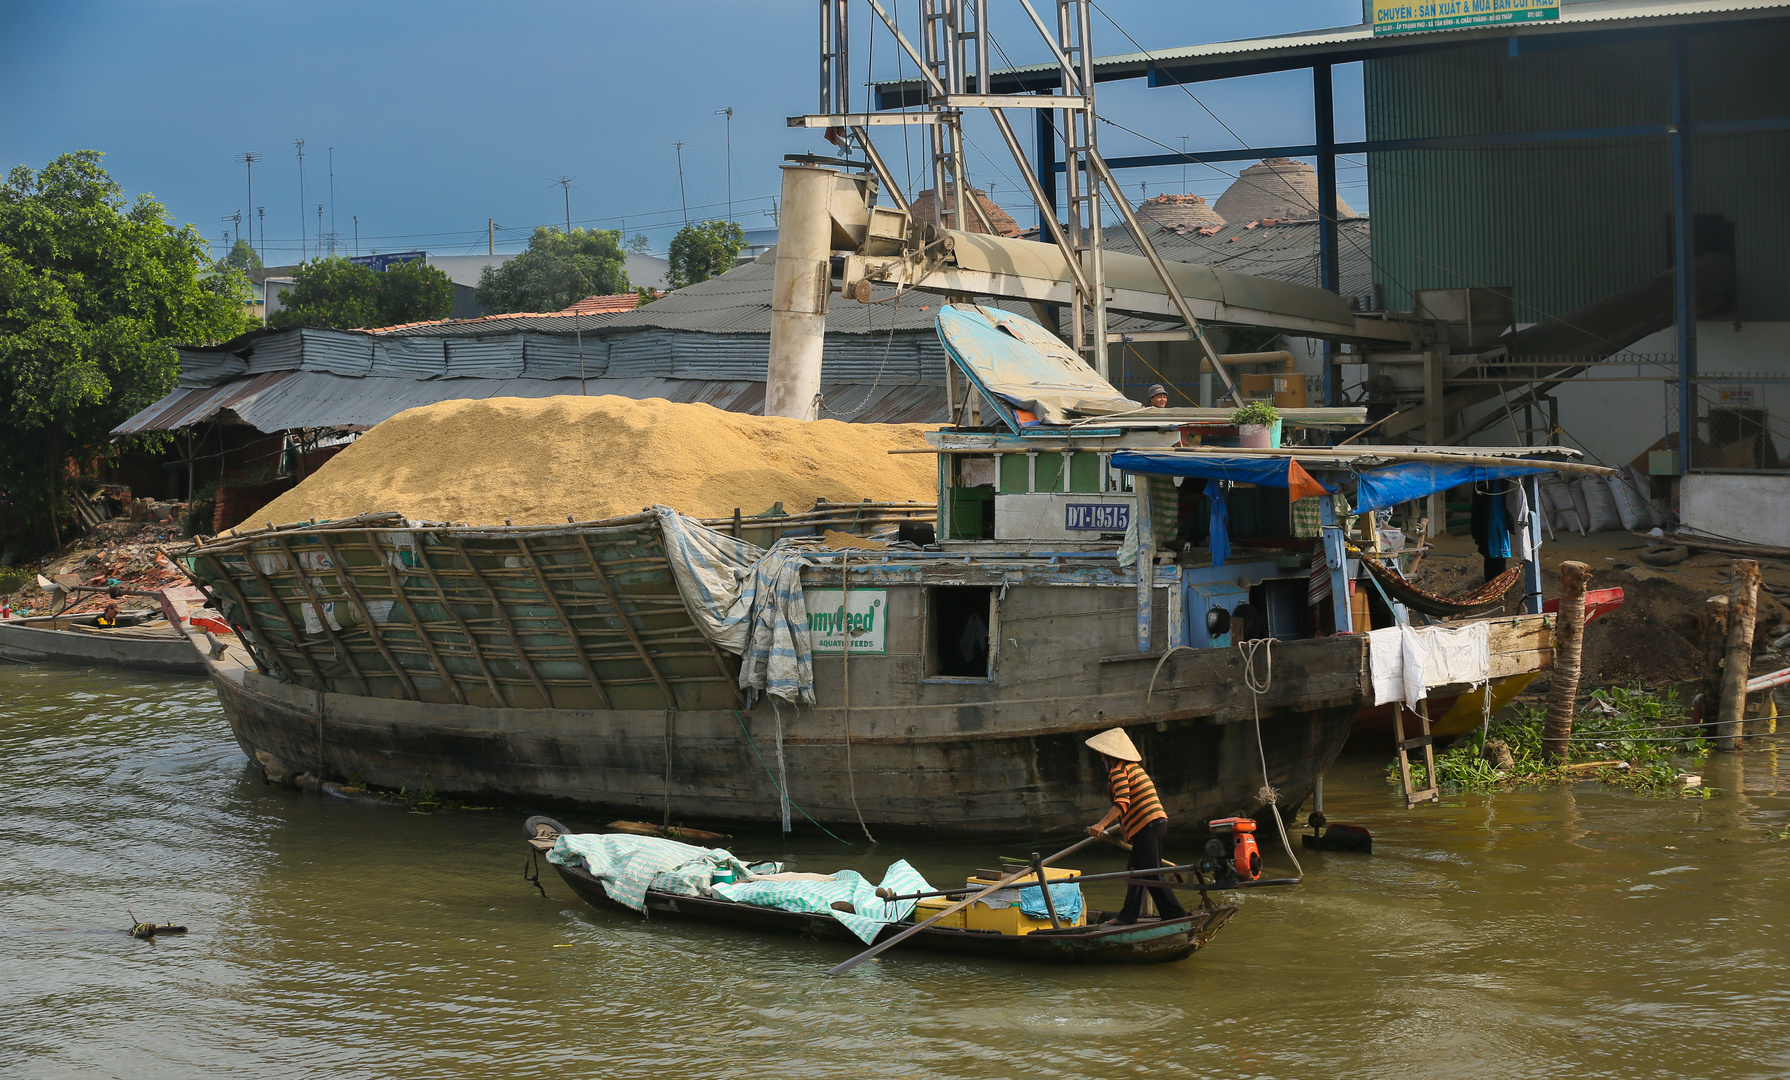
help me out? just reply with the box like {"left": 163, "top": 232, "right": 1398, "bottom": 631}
{"left": 3, "top": 662, "right": 1788, "bottom": 1080}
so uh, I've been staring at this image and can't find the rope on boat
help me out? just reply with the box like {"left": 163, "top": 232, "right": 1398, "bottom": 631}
{"left": 840, "top": 553, "right": 877, "bottom": 844}
{"left": 732, "top": 709, "right": 852, "bottom": 845}
{"left": 1239, "top": 637, "right": 1304, "bottom": 880}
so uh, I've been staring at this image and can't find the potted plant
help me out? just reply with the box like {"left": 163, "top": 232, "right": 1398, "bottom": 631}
{"left": 1229, "top": 400, "right": 1280, "bottom": 448}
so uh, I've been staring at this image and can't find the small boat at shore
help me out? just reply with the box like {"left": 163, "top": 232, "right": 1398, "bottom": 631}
{"left": 0, "top": 613, "right": 207, "bottom": 676}
{"left": 524, "top": 816, "right": 1237, "bottom": 966}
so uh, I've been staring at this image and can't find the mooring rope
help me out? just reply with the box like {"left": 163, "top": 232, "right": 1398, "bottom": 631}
{"left": 733, "top": 710, "right": 851, "bottom": 845}
{"left": 1238, "top": 637, "right": 1304, "bottom": 879}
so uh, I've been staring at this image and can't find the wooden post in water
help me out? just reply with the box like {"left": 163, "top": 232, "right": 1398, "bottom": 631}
{"left": 1542, "top": 561, "right": 1591, "bottom": 763}
{"left": 1716, "top": 559, "right": 1761, "bottom": 752}
{"left": 1699, "top": 595, "right": 1730, "bottom": 732}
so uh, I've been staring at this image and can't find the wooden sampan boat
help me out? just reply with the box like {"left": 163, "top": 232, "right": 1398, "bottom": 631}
{"left": 525, "top": 816, "right": 1237, "bottom": 966}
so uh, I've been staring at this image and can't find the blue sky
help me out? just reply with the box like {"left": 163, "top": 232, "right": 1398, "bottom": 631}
{"left": 0, "top": 1, "right": 1367, "bottom": 263}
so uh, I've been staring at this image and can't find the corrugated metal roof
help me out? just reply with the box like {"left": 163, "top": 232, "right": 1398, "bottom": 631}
{"left": 874, "top": 0, "right": 1790, "bottom": 93}
{"left": 113, "top": 371, "right": 300, "bottom": 434}
{"left": 113, "top": 372, "right": 946, "bottom": 434}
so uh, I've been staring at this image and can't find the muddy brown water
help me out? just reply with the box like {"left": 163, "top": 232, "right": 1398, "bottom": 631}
{"left": 3, "top": 662, "right": 1789, "bottom": 1079}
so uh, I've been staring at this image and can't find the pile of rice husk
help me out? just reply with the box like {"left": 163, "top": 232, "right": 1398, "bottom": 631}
{"left": 244, "top": 396, "right": 938, "bottom": 528}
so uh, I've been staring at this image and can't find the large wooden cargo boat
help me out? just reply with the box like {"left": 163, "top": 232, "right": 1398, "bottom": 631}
{"left": 173, "top": 306, "right": 1591, "bottom": 836}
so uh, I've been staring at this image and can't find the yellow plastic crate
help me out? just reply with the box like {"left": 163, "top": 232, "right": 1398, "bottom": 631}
{"left": 913, "top": 866, "right": 1085, "bottom": 935}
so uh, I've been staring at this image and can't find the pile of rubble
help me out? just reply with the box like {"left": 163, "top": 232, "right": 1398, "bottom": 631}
{"left": 3, "top": 518, "right": 191, "bottom": 618}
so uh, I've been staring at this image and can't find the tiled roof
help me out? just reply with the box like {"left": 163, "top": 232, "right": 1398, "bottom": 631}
{"left": 557, "top": 292, "right": 650, "bottom": 316}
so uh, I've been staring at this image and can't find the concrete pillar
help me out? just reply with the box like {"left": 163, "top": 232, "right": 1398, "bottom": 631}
{"left": 766, "top": 165, "right": 837, "bottom": 421}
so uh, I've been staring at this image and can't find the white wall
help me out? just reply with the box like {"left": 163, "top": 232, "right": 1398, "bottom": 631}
{"left": 1682, "top": 473, "right": 1790, "bottom": 546}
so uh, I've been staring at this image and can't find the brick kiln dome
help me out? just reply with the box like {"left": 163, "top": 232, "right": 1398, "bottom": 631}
{"left": 1212, "top": 157, "right": 1356, "bottom": 223}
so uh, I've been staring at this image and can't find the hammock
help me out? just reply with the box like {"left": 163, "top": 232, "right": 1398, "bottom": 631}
{"left": 1357, "top": 554, "right": 1522, "bottom": 617}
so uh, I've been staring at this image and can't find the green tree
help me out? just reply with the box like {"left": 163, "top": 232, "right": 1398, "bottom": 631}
{"left": 667, "top": 220, "right": 745, "bottom": 290}
{"left": 0, "top": 151, "right": 253, "bottom": 548}
{"left": 474, "top": 227, "right": 628, "bottom": 314}
{"left": 219, "top": 237, "right": 262, "bottom": 273}
{"left": 268, "top": 256, "right": 454, "bottom": 329}
{"left": 373, "top": 259, "right": 455, "bottom": 326}
{"left": 626, "top": 233, "right": 653, "bottom": 255}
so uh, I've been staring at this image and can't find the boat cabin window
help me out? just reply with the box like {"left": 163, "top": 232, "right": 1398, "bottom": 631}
{"left": 928, "top": 585, "right": 993, "bottom": 679}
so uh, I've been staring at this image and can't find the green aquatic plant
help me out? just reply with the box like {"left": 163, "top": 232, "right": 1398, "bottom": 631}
{"left": 1394, "top": 685, "right": 1713, "bottom": 798}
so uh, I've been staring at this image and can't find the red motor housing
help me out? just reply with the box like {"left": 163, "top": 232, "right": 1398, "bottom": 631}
{"left": 1207, "top": 816, "right": 1262, "bottom": 882}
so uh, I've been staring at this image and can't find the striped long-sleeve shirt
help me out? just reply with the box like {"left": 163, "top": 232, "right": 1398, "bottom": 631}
{"left": 1106, "top": 761, "right": 1168, "bottom": 839}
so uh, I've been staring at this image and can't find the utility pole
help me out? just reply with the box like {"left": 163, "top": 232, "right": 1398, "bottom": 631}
{"left": 550, "top": 176, "right": 574, "bottom": 233}
{"left": 353, "top": 214, "right": 359, "bottom": 256}
{"left": 295, "top": 139, "right": 307, "bottom": 260}
{"left": 715, "top": 108, "right": 734, "bottom": 222}
{"left": 222, "top": 212, "right": 241, "bottom": 247}
{"left": 489, "top": 218, "right": 496, "bottom": 255}
{"left": 316, "top": 204, "right": 325, "bottom": 255}
{"left": 328, "top": 147, "right": 337, "bottom": 256}
{"left": 235, "top": 152, "right": 261, "bottom": 259}
{"left": 1179, "top": 136, "right": 1188, "bottom": 191}
{"left": 673, "top": 141, "right": 689, "bottom": 226}
{"left": 257, "top": 207, "right": 265, "bottom": 256}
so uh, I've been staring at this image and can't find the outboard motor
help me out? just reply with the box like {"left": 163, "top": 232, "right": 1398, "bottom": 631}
{"left": 1205, "top": 817, "right": 1262, "bottom": 882}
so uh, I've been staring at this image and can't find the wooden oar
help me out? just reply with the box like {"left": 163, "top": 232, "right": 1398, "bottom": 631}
{"left": 826, "top": 832, "right": 1107, "bottom": 976}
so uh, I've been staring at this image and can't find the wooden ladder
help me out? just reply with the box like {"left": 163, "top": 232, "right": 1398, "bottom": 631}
{"left": 1393, "top": 700, "right": 1440, "bottom": 808}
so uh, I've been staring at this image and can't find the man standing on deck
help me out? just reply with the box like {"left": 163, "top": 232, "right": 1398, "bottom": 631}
{"left": 1146, "top": 384, "right": 1170, "bottom": 408}
{"left": 1085, "top": 728, "right": 1188, "bottom": 925}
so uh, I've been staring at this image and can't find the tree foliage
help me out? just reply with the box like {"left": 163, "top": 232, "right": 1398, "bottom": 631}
{"left": 219, "top": 237, "right": 262, "bottom": 273}
{"left": 267, "top": 256, "right": 454, "bottom": 330}
{"left": 667, "top": 220, "right": 745, "bottom": 290}
{"left": 474, "top": 227, "right": 627, "bottom": 314}
{"left": 0, "top": 151, "right": 254, "bottom": 549}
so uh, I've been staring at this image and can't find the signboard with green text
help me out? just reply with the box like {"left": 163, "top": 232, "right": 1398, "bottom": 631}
{"left": 1372, "top": 0, "right": 1559, "bottom": 35}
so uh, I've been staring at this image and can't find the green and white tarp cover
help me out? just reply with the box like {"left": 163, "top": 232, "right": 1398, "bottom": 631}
{"left": 548, "top": 832, "right": 933, "bottom": 945}
{"left": 713, "top": 860, "right": 933, "bottom": 945}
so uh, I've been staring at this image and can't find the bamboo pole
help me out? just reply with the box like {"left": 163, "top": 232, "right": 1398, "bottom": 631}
{"left": 313, "top": 532, "right": 419, "bottom": 700}
{"left": 411, "top": 537, "right": 508, "bottom": 705}
{"left": 275, "top": 536, "right": 371, "bottom": 696}
{"left": 1716, "top": 559, "right": 1761, "bottom": 751}
{"left": 450, "top": 538, "right": 554, "bottom": 708}
{"left": 574, "top": 534, "right": 679, "bottom": 709}
{"left": 1699, "top": 595, "right": 1730, "bottom": 733}
{"left": 827, "top": 832, "right": 1106, "bottom": 976}
{"left": 1542, "top": 560, "right": 1591, "bottom": 763}
{"left": 235, "top": 545, "right": 329, "bottom": 687}
{"left": 365, "top": 531, "right": 468, "bottom": 706}
{"left": 514, "top": 536, "right": 613, "bottom": 709}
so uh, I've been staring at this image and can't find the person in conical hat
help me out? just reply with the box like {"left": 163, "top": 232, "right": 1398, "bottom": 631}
{"left": 1085, "top": 727, "right": 1187, "bottom": 925}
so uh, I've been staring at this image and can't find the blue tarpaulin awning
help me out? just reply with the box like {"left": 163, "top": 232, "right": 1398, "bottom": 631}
{"left": 1110, "top": 451, "right": 1336, "bottom": 494}
{"left": 1352, "top": 462, "right": 1550, "bottom": 514}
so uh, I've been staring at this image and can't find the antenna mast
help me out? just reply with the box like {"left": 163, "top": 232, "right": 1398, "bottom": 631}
{"left": 235, "top": 152, "right": 261, "bottom": 259}
{"left": 294, "top": 139, "right": 307, "bottom": 260}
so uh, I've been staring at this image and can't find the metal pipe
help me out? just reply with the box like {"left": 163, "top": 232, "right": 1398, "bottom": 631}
{"left": 1670, "top": 35, "right": 1696, "bottom": 476}
{"left": 766, "top": 164, "right": 837, "bottom": 421}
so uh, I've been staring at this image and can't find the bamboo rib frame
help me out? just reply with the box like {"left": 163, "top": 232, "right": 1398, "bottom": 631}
{"left": 181, "top": 503, "right": 934, "bottom": 711}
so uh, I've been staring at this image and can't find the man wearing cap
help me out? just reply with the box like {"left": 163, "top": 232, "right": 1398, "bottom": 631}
{"left": 1147, "top": 384, "right": 1170, "bottom": 408}
{"left": 1084, "top": 728, "right": 1188, "bottom": 925}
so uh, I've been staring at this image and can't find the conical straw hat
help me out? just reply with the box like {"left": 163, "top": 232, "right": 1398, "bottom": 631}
{"left": 1085, "top": 727, "right": 1141, "bottom": 762}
